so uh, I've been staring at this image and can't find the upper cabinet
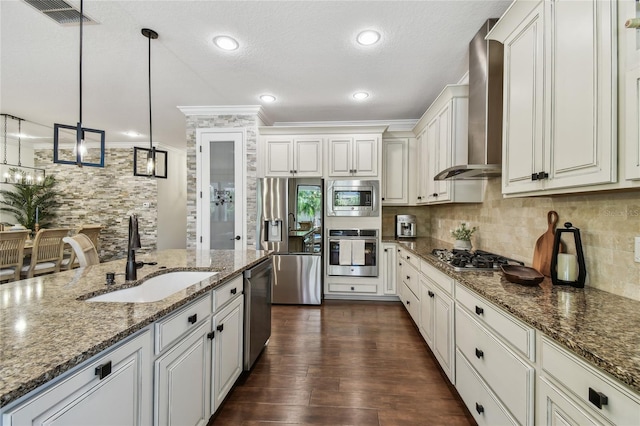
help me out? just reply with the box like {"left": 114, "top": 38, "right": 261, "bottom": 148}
{"left": 264, "top": 136, "right": 323, "bottom": 177}
{"left": 413, "top": 85, "right": 483, "bottom": 205}
{"left": 489, "top": 0, "right": 617, "bottom": 196}
{"left": 624, "top": 0, "right": 640, "bottom": 181}
{"left": 328, "top": 136, "right": 379, "bottom": 177}
{"left": 381, "top": 138, "right": 409, "bottom": 205}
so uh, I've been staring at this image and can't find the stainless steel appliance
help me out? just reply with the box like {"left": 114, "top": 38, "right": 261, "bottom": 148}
{"left": 327, "top": 229, "right": 378, "bottom": 277}
{"left": 243, "top": 258, "right": 272, "bottom": 370}
{"left": 257, "top": 177, "right": 322, "bottom": 305}
{"left": 430, "top": 249, "right": 523, "bottom": 272}
{"left": 326, "top": 180, "right": 379, "bottom": 217}
{"left": 395, "top": 214, "right": 417, "bottom": 238}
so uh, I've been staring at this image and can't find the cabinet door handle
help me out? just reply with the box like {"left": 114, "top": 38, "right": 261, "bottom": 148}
{"left": 216, "top": 324, "right": 224, "bottom": 332}
{"left": 289, "top": 170, "right": 294, "bottom": 174}
{"left": 207, "top": 331, "right": 215, "bottom": 340}
{"left": 95, "top": 361, "right": 112, "bottom": 380}
{"left": 381, "top": 197, "right": 385, "bottom": 201}
{"left": 384, "top": 248, "right": 388, "bottom": 252}
{"left": 406, "top": 275, "right": 410, "bottom": 280}
{"left": 417, "top": 196, "right": 422, "bottom": 200}
{"left": 531, "top": 172, "right": 539, "bottom": 181}
{"left": 406, "top": 300, "right": 410, "bottom": 305}
{"left": 230, "top": 288, "right": 237, "bottom": 295}
{"left": 350, "top": 286, "right": 355, "bottom": 291}
{"left": 428, "top": 291, "right": 434, "bottom": 298}
{"left": 475, "top": 348, "right": 484, "bottom": 359}
{"left": 538, "top": 171, "right": 549, "bottom": 180}
{"left": 406, "top": 256, "right": 410, "bottom": 260}
{"left": 475, "top": 306, "right": 484, "bottom": 315}
{"left": 588, "top": 387, "right": 608, "bottom": 409}
{"left": 475, "top": 402, "right": 484, "bottom": 414}
{"left": 188, "top": 314, "right": 198, "bottom": 324}
{"left": 432, "top": 193, "right": 438, "bottom": 197}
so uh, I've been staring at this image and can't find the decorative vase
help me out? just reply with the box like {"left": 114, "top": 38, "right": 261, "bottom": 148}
{"left": 454, "top": 239, "right": 472, "bottom": 251}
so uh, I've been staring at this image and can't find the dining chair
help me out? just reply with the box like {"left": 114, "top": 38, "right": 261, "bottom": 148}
{"left": 60, "top": 224, "right": 103, "bottom": 270}
{"left": 0, "top": 230, "right": 30, "bottom": 283}
{"left": 21, "top": 228, "right": 71, "bottom": 278}
{"left": 62, "top": 234, "right": 99, "bottom": 267}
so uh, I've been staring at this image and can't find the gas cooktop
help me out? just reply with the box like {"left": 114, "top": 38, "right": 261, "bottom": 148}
{"left": 430, "top": 249, "right": 524, "bottom": 272}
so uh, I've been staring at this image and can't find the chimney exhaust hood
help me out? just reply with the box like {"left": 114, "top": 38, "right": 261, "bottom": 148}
{"left": 435, "top": 19, "right": 503, "bottom": 180}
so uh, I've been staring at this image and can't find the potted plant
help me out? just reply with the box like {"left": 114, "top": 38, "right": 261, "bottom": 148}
{"left": 451, "top": 222, "right": 477, "bottom": 250}
{"left": 0, "top": 172, "right": 60, "bottom": 232}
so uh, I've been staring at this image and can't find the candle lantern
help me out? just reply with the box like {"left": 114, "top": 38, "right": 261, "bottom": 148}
{"left": 551, "top": 222, "right": 587, "bottom": 288}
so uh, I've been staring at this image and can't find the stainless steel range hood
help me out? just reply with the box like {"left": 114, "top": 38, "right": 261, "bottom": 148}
{"left": 435, "top": 19, "right": 503, "bottom": 180}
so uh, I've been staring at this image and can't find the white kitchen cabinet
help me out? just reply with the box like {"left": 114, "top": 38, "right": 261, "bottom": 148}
{"left": 381, "top": 138, "right": 409, "bottom": 204}
{"left": 491, "top": 0, "right": 617, "bottom": 195}
{"left": 432, "top": 286, "right": 455, "bottom": 384}
{"left": 264, "top": 136, "right": 323, "bottom": 177}
{"left": 419, "top": 274, "right": 435, "bottom": 348}
{"left": 624, "top": 0, "right": 640, "bottom": 180}
{"left": 2, "top": 329, "right": 153, "bottom": 426}
{"left": 211, "top": 294, "right": 244, "bottom": 412}
{"left": 413, "top": 84, "right": 482, "bottom": 204}
{"left": 155, "top": 321, "right": 211, "bottom": 426}
{"left": 381, "top": 243, "right": 397, "bottom": 295}
{"left": 414, "top": 130, "right": 429, "bottom": 204}
{"left": 328, "top": 136, "right": 378, "bottom": 177}
{"left": 538, "top": 376, "right": 610, "bottom": 426}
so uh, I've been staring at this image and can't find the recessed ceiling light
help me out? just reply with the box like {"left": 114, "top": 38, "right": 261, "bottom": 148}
{"left": 213, "top": 35, "right": 239, "bottom": 51}
{"left": 356, "top": 30, "right": 381, "bottom": 46}
{"left": 124, "top": 131, "right": 141, "bottom": 137}
{"left": 260, "top": 94, "right": 276, "bottom": 103}
{"left": 353, "top": 92, "right": 369, "bottom": 100}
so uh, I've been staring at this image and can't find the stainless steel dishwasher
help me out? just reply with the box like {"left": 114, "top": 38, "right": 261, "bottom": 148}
{"left": 243, "top": 258, "right": 272, "bottom": 371}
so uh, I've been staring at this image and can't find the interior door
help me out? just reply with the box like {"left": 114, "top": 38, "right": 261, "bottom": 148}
{"left": 197, "top": 130, "right": 245, "bottom": 250}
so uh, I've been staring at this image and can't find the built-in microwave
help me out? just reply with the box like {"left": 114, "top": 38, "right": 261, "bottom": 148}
{"left": 326, "top": 180, "right": 379, "bottom": 217}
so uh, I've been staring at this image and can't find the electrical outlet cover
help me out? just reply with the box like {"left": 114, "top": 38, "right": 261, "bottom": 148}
{"left": 635, "top": 237, "right": 640, "bottom": 263}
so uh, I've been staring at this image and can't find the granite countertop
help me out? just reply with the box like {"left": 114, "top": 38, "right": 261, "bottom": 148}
{"left": 0, "top": 249, "right": 270, "bottom": 408}
{"left": 384, "top": 237, "right": 640, "bottom": 394}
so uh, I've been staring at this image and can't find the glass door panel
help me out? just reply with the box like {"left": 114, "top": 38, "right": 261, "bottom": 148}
{"left": 210, "top": 141, "right": 234, "bottom": 249}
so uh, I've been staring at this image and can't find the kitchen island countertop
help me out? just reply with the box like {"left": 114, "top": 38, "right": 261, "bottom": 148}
{"left": 0, "top": 249, "right": 270, "bottom": 408}
{"left": 384, "top": 237, "right": 640, "bottom": 394}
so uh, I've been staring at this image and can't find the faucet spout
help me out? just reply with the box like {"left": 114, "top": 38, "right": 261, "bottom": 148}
{"left": 125, "top": 214, "right": 142, "bottom": 281}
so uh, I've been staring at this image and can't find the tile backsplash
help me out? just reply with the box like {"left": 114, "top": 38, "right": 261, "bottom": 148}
{"left": 383, "top": 180, "right": 640, "bottom": 301}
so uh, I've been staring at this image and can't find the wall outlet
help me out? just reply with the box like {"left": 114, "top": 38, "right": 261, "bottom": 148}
{"left": 635, "top": 237, "right": 640, "bottom": 263}
{"left": 143, "top": 202, "right": 151, "bottom": 208}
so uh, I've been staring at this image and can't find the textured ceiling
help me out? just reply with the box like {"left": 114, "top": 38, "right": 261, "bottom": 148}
{"left": 0, "top": 0, "right": 511, "bottom": 149}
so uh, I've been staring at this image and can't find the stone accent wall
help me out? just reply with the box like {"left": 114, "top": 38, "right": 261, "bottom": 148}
{"left": 185, "top": 115, "right": 258, "bottom": 250}
{"left": 34, "top": 149, "right": 158, "bottom": 261}
{"left": 383, "top": 180, "right": 640, "bottom": 301}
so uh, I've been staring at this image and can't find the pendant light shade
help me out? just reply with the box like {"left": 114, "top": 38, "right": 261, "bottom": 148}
{"left": 53, "top": 0, "right": 105, "bottom": 168}
{"left": 134, "top": 28, "right": 168, "bottom": 179}
{"left": 1, "top": 114, "right": 46, "bottom": 185}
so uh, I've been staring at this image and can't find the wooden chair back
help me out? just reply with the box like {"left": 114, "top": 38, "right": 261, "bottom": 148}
{"left": 63, "top": 234, "right": 100, "bottom": 267}
{"left": 78, "top": 225, "right": 102, "bottom": 250}
{"left": 22, "top": 228, "right": 71, "bottom": 278}
{"left": 0, "top": 230, "right": 29, "bottom": 282}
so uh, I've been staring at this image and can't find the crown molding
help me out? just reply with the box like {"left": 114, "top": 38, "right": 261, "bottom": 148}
{"left": 259, "top": 124, "right": 390, "bottom": 135}
{"left": 271, "top": 119, "right": 417, "bottom": 133}
{"left": 177, "top": 105, "right": 272, "bottom": 125}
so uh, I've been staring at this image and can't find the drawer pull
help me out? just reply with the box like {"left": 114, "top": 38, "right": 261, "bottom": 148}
{"left": 428, "top": 291, "right": 435, "bottom": 298}
{"left": 475, "top": 402, "right": 484, "bottom": 414}
{"left": 95, "top": 361, "right": 112, "bottom": 380}
{"left": 230, "top": 288, "right": 237, "bottom": 295}
{"left": 216, "top": 324, "right": 224, "bottom": 332}
{"left": 475, "top": 348, "right": 484, "bottom": 359}
{"left": 351, "top": 286, "right": 355, "bottom": 291}
{"left": 207, "top": 331, "right": 215, "bottom": 340}
{"left": 406, "top": 256, "right": 410, "bottom": 260}
{"left": 406, "top": 300, "right": 410, "bottom": 305}
{"left": 588, "top": 387, "right": 608, "bottom": 409}
{"left": 188, "top": 314, "right": 198, "bottom": 324}
{"left": 475, "top": 306, "right": 484, "bottom": 315}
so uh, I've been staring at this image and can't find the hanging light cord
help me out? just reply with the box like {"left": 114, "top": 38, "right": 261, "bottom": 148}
{"left": 3, "top": 114, "right": 7, "bottom": 165}
{"left": 147, "top": 31, "right": 153, "bottom": 150}
{"left": 79, "top": 0, "right": 83, "bottom": 127}
{"left": 17, "top": 119, "right": 22, "bottom": 166}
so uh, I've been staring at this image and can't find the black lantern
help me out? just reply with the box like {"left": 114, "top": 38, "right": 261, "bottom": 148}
{"left": 550, "top": 222, "right": 587, "bottom": 288}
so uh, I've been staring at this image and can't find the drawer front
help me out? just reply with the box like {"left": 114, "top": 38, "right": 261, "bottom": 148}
{"left": 538, "top": 376, "right": 610, "bottom": 426}
{"left": 402, "top": 262, "right": 420, "bottom": 299}
{"left": 214, "top": 275, "right": 243, "bottom": 312}
{"left": 402, "top": 282, "right": 419, "bottom": 325}
{"left": 456, "top": 283, "right": 535, "bottom": 360}
{"left": 456, "top": 306, "right": 534, "bottom": 425}
{"left": 328, "top": 283, "right": 377, "bottom": 293}
{"left": 541, "top": 337, "right": 640, "bottom": 426}
{"left": 421, "top": 261, "right": 453, "bottom": 296}
{"left": 155, "top": 293, "right": 212, "bottom": 353}
{"left": 456, "top": 349, "right": 517, "bottom": 426}
{"left": 402, "top": 250, "right": 419, "bottom": 268}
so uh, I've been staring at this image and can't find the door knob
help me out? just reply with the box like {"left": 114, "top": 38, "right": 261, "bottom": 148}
{"left": 230, "top": 235, "right": 241, "bottom": 240}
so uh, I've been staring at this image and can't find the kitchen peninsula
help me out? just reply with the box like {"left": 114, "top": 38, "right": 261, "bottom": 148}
{"left": 0, "top": 249, "right": 270, "bottom": 423}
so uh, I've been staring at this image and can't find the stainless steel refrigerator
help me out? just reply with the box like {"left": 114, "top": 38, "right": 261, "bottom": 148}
{"left": 257, "top": 177, "right": 322, "bottom": 305}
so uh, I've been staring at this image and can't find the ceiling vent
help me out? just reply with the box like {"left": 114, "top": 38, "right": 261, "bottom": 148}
{"left": 23, "top": 0, "right": 98, "bottom": 26}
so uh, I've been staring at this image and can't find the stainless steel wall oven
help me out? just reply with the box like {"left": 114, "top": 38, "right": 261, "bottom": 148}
{"left": 327, "top": 229, "right": 378, "bottom": 277}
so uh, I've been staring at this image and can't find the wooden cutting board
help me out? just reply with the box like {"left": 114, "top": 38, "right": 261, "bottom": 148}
{"left": 533, "top": 211, "right": 562, "bottom": 277}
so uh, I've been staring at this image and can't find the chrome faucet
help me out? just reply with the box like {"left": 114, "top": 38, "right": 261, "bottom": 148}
{"left": 125, "top": 214, "right": 142, "bottom": 281}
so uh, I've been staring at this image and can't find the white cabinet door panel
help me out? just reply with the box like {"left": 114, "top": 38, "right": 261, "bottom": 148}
{"left": 294, "top": 138, "right": 322, "bottom": 176}
{"left": 329, "top": 138, "right": 352, "bottom": 176}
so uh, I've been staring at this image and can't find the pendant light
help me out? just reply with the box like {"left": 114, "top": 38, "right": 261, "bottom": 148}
{"left": 53, "top": 0, "right": 105, "bottom": 168}
{"left": 0, "top": 113, "right": 46, "bottom": 185}
{"left": 133, "top": 28, "right": 168, "bottom": 178}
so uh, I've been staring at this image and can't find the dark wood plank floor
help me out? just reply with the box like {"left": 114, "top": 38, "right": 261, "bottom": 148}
{"left": 211, "top": 300, "right": 475, "bottom": 425}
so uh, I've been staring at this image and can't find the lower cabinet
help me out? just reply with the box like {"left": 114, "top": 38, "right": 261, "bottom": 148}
{"left": 155, "top": 321, "right": 211, "bottom": 426}
{"left": 211, "top": 295, "right": 244, "bottom": 413}
{"left": 2, "top": 329, "right": 153, "bottom": 426}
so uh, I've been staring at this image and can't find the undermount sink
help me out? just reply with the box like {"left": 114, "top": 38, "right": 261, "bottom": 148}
{"left": 86, "top": 271, "right": 219, "bottom": 303}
